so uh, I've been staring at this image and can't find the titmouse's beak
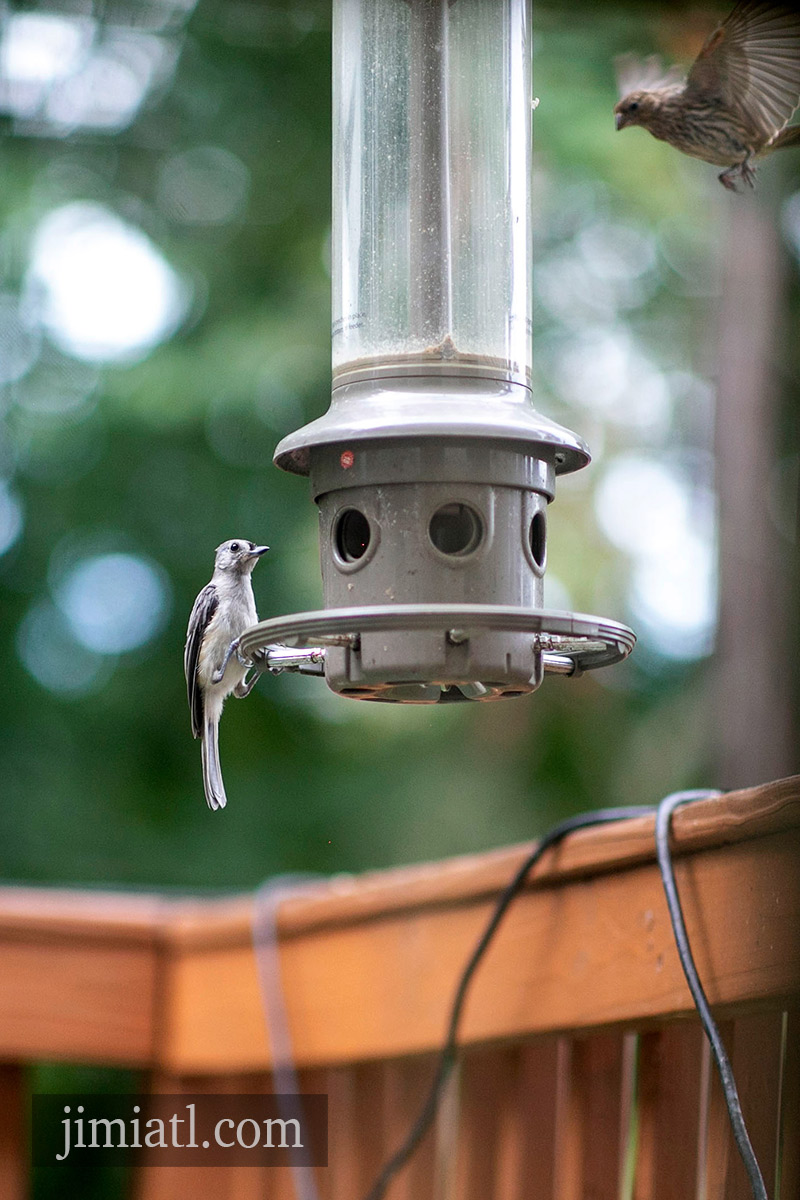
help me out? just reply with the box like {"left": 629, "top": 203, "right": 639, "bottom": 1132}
{"left": 245, "top": 545, "right": 269, "bottom": 564}
{"left": 241, "top": 547, "right": 268, "bottom": 573}
{"left": 614, "top": 112, "right": 625, "bottom": 131}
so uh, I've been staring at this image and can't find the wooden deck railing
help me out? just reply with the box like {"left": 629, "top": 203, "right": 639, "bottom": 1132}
{"left": 0, "top": 777, "right": 798, "bottom": 1198}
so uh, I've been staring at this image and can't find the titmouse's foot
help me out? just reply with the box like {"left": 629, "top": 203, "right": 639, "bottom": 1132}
{"left": 233, "top": 673, "right": 256, "bottom": 699}
{"left": 212, "top": 637, "right": 240, "bottom": 684}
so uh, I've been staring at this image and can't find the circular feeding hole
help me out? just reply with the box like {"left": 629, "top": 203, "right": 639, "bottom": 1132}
{"left": 529, "top": 510, "right": 546, "bottom": 570}
{"left": 334, "top": 509, "right": 371, "bottom": 562}
{"left": 428, "top": 503, "right": 483, "bottom": 556}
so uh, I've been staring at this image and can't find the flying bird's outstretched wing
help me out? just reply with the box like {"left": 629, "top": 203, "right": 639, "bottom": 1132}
{"left": 686, "top": 3, "right": 800, "bottom": 142}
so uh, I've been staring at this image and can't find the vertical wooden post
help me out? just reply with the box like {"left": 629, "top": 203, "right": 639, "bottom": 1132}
{"left": 380, "top": 1055, "right": 437, "bottom": 1200}
{"left": 634, "top": 1023, "right": 706, "bottom": 1200}
{"left": 552, "top": 1033, "right": 634, "bottom": 1200}
{"left": 0, "top": 1064, "right": 26, "bottom": 1200}
{"left": 714, "top": 199, "right": 797, "bottom": 788}
{"left": 702, "top": 1014, "right": 784, "bottom": 1199}
{"left": 497, "top": 1039, "right": 560, "bottom": 1199}
{"left": 134, "top": 1072, "right": 298, "bottom": 1200}
{"left": 326, "top": 1062, "right": 386, "bottom": 1200}
{"left": 779, "top": 1010, "right": 800, "bottom": 1200}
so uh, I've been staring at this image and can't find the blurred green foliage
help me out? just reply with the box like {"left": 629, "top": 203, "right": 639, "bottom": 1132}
{"left": 0, "top": 4, "right": 796, "bottom": 1198}
{"left": 0, "top": 0, "right": 796, "bottom": 908}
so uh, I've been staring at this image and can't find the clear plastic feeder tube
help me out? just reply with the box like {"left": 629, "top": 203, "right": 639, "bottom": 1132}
{"left": 333, "top": 0, "right": 532, "bottom": 386}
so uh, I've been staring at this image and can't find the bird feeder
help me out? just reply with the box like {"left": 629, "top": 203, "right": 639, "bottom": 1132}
{"left": 240, "top": 0, "right": 635, "bottom": 702}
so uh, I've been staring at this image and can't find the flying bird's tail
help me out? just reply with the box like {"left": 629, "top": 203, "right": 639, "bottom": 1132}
{"left": 769, "top": 124, "right": 800, "bottom": 152}
{"left": 201, "top": 713, "right": 227, "bottom": 811}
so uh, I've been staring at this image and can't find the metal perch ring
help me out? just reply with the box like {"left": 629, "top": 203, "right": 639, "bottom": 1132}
{"left": 237, "top": 604, "right": 636, "bottom": 679}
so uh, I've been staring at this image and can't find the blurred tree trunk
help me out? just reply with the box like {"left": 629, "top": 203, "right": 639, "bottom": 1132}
{"left": 713, "top": 198, "right": 798, "bottom": 789}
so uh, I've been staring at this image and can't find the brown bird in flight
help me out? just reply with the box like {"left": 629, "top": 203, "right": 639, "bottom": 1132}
{"left": 614, "top": 2, "right": 800, "bottom": 190}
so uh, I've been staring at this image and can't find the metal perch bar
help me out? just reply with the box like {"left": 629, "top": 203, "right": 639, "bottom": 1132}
{"left": 238, "top": 605, "right": 635, "bottom": 675}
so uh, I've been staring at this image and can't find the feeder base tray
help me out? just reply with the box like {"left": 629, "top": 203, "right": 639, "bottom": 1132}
{"left": 237, "top": 604, "right": 636, "bottom": 704}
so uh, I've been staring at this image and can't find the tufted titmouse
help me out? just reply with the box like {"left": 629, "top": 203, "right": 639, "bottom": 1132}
{"left": 184, "top": 539, "right": 268, "bottom": 810}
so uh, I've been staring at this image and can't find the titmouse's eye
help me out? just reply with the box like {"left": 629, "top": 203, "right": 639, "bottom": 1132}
{"left": 230, "top": 542, "right": 240, "bottom": 552}
{"left": 628, "top": 101, "right": 639, "bottom": 112}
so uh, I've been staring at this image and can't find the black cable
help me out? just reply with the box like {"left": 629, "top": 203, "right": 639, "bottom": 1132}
{"left": 656, "top": 789, "right": 768, "bottom": 1200}
{"left": 363, "top": 805, "right": 655, "bottom": 1200}
{"left": 364, "top": 792, "right": 770, "bottom": 1200}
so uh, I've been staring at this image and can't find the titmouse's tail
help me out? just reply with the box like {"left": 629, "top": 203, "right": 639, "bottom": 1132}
{"left": 201, "top": 712, "right": 227, "bottom": 810}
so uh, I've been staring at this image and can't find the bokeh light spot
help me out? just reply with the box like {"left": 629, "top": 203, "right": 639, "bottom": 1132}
{"left": 0, "top": 294, "right": 41, "bottom": 385}
{"left": 595, "top": 455, "right": 717, "bottom": 660}
{"left": 632, "top": 538, "right": 716, "bottom": 660}
{"left": 782, "top": 190, "right": 800, "bottom": 263}
{"left": 0, "top": 482, "right": 24, "bottom": 555}
{"left": 17, "top": 599, "right": 111, "bottom": 695}
{"left": 55, "top": 552, "right": 171, "bottom": 654}
{"left": 27, "top": 202, "right": 188, "bottom": 363}
{"left": 0, "top": 12, "right": 92, "bottom": 90}
{"left": 555, "top": 326, "right": 671, "bottom": 432}
{"left": 157, "top": 145, "right": 250, "bottom": 226}
{"left": 595, "top": 456, "right": 690, "bottom": 557}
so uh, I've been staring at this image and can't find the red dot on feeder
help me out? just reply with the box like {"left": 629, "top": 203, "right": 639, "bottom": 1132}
{"left": 340, "top": 450, "right": 355, "bottom": 469}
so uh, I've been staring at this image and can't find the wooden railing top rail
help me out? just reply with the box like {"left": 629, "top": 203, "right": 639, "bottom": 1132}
{"left": 0, "top": 778, "right": 797, "bottom": 1073}
{"left": 1, "top": 777, "right": 797, "bottom": 945}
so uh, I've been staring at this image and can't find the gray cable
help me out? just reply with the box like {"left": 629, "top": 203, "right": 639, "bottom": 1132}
{"left": 252, "top": 875, "right": 326, "bottom": 1200}
{"left": 655, "top": 789, "right": 768, "bottom": 1200}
